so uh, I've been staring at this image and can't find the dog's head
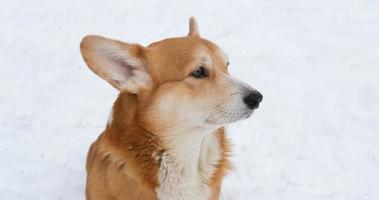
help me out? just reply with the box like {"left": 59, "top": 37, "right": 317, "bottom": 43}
{"left": 80, "top": 17, "right": 262, "bottom": 132}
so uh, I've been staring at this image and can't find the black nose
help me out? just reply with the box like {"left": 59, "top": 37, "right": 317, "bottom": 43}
{"left": 243, "top": 91, "right": 263, "bottom": 109}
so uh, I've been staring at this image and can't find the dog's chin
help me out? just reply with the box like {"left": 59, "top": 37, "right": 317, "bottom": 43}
{"left": 204, "top": 109, "right": 254, "bottom": 127}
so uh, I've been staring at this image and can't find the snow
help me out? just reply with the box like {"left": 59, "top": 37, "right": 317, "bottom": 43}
{"left": 1, "top": 0, "right": 379, "bottom": 199}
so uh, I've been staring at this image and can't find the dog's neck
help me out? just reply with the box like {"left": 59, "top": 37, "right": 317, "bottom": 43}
{"left": 106, "top": 92, "right": 223, "bottom": 198}
{"left": 109, "top": 92, "right": 222, "bottom": 164}
{"left": 152, "top": 126, "right": 222, "bottom": 200}
{"left": 159, "top": 126, "right": 214, "bottom": 167}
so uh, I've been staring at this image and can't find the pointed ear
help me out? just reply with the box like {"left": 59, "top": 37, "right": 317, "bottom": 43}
{"left": 80, "top": 35, "right": 152, "bottom": 93}
{"left": 188, "top": 17, "right": 200, "bottom": 37}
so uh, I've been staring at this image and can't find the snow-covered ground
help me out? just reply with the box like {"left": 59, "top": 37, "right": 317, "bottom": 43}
{"left": 1, "top": 0, "right": 379, "bottom": 199}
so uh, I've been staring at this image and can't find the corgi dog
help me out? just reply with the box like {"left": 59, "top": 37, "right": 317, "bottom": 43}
{"left": 80, "top": 17, "right": 262, "bottom": 200}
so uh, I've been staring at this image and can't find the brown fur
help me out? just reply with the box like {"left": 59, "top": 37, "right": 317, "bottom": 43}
{"left": 209, "top": 129, "right": 232, "bottom": 200}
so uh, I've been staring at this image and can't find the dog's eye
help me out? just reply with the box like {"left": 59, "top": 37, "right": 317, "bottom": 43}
{"left": 191, "top": 66, "right": 208, "bottom": 79}
{"left": 227, "top": 61, "right": 230, "bottom": 66}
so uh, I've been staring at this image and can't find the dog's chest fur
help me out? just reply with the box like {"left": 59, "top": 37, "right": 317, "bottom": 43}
{"left": 156, "top": 131, "right": 222, "bottom": 200}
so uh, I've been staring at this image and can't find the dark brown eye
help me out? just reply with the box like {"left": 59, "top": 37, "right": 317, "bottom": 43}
{"left": 227, "top": 61, "right": 230, "bottom": 66}
{"left": 191, "top": 66, "right": 208, "bottom": 79}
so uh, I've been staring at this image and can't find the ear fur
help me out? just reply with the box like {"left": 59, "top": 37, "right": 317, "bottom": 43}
{"left": 188, "top": 17, "right": 200, "bottom": 37}
{"left": 80, "top": 35, "right": 152, "bottom": 93}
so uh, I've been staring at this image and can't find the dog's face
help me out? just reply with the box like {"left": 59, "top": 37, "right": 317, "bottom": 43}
{"left": 80, "top": 18, "right": 262, "bottom": 132}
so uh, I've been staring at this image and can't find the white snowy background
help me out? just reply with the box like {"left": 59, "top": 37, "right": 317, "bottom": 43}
{"left": 1, "top": 0, "right": 379, "bottom": 199}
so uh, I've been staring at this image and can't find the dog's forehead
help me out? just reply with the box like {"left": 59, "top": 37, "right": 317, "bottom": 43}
{"left": 146, "top": 37, "right": 227, "bottom": 83}
{"left": 146, "top": 37, "right": 228, "bottom": 82}
{"left": 148, "top": 37, "right": 226, "bottom": 60}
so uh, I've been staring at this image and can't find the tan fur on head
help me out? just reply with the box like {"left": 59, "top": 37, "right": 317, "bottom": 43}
{"left": 81, "top": 17, "right": 261, "bottom": 200}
